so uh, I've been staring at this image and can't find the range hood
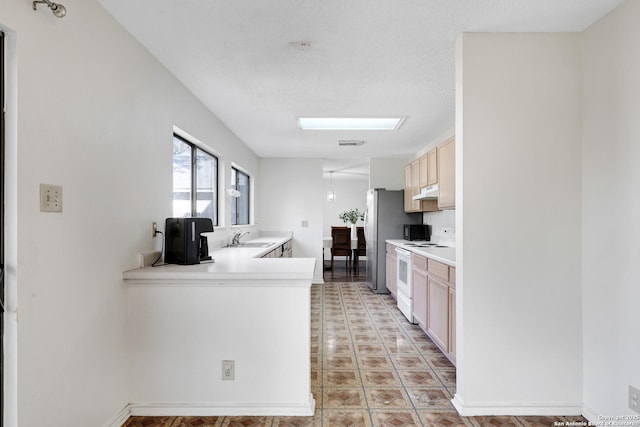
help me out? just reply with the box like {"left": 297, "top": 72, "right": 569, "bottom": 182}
{"left": 412, "top": 184, "right": 439, "bottom": 200}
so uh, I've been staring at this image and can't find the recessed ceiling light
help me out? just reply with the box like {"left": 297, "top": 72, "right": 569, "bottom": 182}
{"left": 297, "top": 117, "right": 404, "bottom": 130}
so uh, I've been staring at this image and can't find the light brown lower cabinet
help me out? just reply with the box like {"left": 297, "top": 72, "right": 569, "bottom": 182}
{"left": 385, "top": 244, "right": 397, "bottom": 298}
{"left": 448, "top": 287, "right": 456, "bottom": 364}
{"left": 424, "top": 259, "right": 456, "bottom": 365}
{"left": 427, "top": 275, "right": 449, "bottom": 351}
{"left": 388, "top": 246, "right": 456, "bottom": 365}
{"left": 261, "top": 240, "right": 292, "bottom": 258}
{"left": 412, "top": 254, "right": 428, "bottom": 329}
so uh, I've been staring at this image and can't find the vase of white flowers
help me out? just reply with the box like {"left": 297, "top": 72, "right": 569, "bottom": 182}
{"left": 338, "top": 208, "right": 364, "bottom": 239}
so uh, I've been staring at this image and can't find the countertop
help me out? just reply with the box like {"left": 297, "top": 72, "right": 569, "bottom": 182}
{"left": 123, "top": 235, "right": 316, "bottom": 283}
{"left": 386, "top": 239, "right": 456, "bottom": 267}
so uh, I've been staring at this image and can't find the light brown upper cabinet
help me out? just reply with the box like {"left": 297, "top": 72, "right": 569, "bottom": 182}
{"left": 404, "top": 164, "right": 419, "bottom": 213}
{"left": 419, "top": 154, "right": 429, "bottom": 188}
{"left": 405, "top": 157, "right": 438, "bottom": 213}
{"left": 427, "top": 148, "right": 438, "bottom": 186}
{"left": 437, "top": 137, "right": 455, "bottom": 210}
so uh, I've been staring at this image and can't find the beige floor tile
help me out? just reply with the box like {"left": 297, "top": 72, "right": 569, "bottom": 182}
{"left": 221, "top": 416, "right": 273, "bottom": 427}
{"left": 324, "top": 355, "right": 358, "bottom": 370}
{"left": 370, "top": 409, "right": 421, "bottom": 427}
{"left": 467, "top": 416, "right": 521, "bottom": 427}
{"left": 272, "top": 415, "right": 321, "bottom": 427}
{"left": 123, "top": 416, "right": 176, "bottom": 427}
{"left": 323, "top": 388, "right": 367, "bottom": 409}
{"left": 365, "top": 387, "right": 413, "bottom": 409}
{"left": 359, "top": 355, "right": 394, "bottom": 370}
{"left": 172, "top": 416, "right": 223, "bottom": 427}
{"left": 360, "top": 370, "right": 402, "bottom": 387}
{"left": 418, "top": 410, "right": 474, "bottom": 426}
{"left": 323, "top": 370, "right": 362, "bottom": 388}
{"left": 397, "top": 370, "right": 442, "bottom": 387}
{"left": 322, "top": 409, "right": 372, "bottom": 427}
{"left": 406, "top": 387, "right": 453, "bottom": 410}
{"left": 354, "top": 342, "right": 387, "bottom": 355}
{"left": 390, "top": 355, "right": 430, "bottom": 370}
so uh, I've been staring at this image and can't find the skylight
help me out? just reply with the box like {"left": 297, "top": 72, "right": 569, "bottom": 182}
{"left": 297, "top": 117, "right": 404, "bottom": 131}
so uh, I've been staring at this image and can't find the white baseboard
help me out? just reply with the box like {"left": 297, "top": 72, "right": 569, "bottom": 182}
{"left": 451, "top": 393, "right": 582, "bottom": 416}
{"left": 128, "top": 395, "right": 316, "bottom": 418}
{"left": 103, "top": 405, "right": 131, "bottom": 427}
{"left": 581, "top": 403, "right": 601, "bottom": 424}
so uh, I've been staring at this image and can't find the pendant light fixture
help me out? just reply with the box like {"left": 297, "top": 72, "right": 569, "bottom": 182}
{"left": 327, "top": 171, "right": 336, "bottom": 202}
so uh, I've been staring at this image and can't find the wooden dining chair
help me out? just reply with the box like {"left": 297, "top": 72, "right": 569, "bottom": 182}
{"left": 354, "top": 226, "right": 366, "bottom": 273}
{"left": 331, "top": 226, "right": 352, "bottom": 271}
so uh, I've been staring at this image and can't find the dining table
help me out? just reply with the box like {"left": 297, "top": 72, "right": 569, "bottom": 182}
{"left": 322, "top": 236, "right": 360, "bottom": 272}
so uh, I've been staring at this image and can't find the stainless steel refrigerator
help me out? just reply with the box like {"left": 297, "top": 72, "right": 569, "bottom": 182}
{"left": 365, "top": 189, "right": 422, "bottom": 293}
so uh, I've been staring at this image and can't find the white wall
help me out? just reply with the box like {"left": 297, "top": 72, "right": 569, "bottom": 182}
{"left": 455, "top": 33, "right": 583, "bottom": 415}
{"left": 323, "top": 174, "right": 369, "bottom": 236}
{"left": 422, "top": 210, "right": 455, "bottom": 241}
{"left": 128, "top": 283, "right": 312, "bottom": 415}
{"left": 0, "top": 0, "right": 258, "bottom": 425}
{"left": 257, "top": 159, "right": 324, "bottom": 283}
{"left": 582, "top": 0, "right": 640, "bottom": 418}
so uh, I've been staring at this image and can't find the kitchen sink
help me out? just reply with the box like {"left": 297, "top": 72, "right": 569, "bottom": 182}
{"left": 225, "top": 242, "right": 275, "bottom": 248}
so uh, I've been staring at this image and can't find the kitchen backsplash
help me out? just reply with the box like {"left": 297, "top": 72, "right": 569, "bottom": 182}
{"left": 423, "top": 209, "right": 456, "bottom": 246}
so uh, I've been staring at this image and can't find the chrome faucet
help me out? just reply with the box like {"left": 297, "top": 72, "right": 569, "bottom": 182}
{"left": 232, "top": 231, "right": 250, "bottom": 245}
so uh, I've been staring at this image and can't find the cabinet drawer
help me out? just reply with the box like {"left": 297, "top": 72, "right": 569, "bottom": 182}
{"left": 449, "top": 267, "right": 456, "bottom": 289}
{"left": 427, "top": 259, "right": 449, "bottom": 282}
{"left": 412, "top": 253, "right": 427, "bottom": 272}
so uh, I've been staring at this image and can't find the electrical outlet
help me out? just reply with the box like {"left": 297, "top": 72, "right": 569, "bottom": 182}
{"left": 40, "top": 183, "right": 63, "bottom": 213}
{"left": 152, "top": 222, "right": 158, "bottom": 238}
{"left": 222, "top": 360, "right": 235, "bottom": 380}
{"left": 441, "top": 227, "right": 454, "bottom": 236}
{"left": 630, "top": 385, "right": 640, "bottom": 414}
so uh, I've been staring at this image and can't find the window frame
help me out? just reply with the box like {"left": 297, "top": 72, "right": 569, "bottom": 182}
{"left": 230, "top": 166, "right": 251, "bottom": 226}
{"left": 172, "top": 133, "right": 219, "bottom": 226}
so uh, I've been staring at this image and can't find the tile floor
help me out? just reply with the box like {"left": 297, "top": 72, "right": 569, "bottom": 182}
{"left": 123, "top": 282, "right": 590, "bottom": 427}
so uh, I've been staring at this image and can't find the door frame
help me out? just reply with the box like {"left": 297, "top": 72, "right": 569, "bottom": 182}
{"left": 0, "top": 26, "right": 17, "bottom": 427}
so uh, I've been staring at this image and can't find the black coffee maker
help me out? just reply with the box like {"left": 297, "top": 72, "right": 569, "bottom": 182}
{"left": 164, "top": 217, "right": 214, "bottom": 265}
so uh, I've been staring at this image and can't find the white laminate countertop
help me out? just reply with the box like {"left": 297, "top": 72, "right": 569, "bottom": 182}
{"left": 386, "top": 239, "right": 456, "bottom": 267}
{"left": 123, "top": 235, "right": 316, "bottom": 283}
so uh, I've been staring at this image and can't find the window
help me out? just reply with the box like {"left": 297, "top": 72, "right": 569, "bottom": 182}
{"left": 172, "top": 134, "right": 218, "bottom": 226}
{"left": 231, "top": 167, "right": 250, "bottom": 225}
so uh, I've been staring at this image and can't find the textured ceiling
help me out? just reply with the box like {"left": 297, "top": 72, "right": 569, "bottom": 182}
{"left": 97, "top": 0, "right": 623, "bottom": 164}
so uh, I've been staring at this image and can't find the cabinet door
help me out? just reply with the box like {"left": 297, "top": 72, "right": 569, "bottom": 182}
{"left": 404, "top": 165, "right": 414, "bottom": 213}
{"left": 448, "top": 287, "right": 456, "bottom": 363}
{"left": 437, "top": 137, "right": 455, "bottom": 209}
{"left": 419, "top": 154, "right": 429, "bottom": 188}
{"left": 412, "top": 269, "right": 428, "bottom": 330}
{"left": 427, "top": 148, "right": 438, "bottom": 186}
{"left": 427, "top": 276, "right": 449, "bottom": 351}
{"left": 410, "top": 159, "right": 421, "bottom": 212}
{"left": 386, "top": 251, "right": 397, "bottom": 298}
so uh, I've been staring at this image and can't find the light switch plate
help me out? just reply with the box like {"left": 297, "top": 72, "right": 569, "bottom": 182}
{"left": 40, "top": 184, "right": 63, "bottom": 213}
{"left": 222, "top": 360, "right": 235, "bottom": 380}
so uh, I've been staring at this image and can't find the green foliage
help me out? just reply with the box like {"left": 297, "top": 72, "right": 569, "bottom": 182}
{"left": 339, "top": 208, "right": 364, "bottom": 224}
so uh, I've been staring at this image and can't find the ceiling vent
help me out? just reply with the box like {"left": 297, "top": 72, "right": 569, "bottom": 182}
{"left": 288, "top": 41, "right": 311, "bottom": 50}
{"left": 338, "top": 140, "right": 365, "bottom": 147}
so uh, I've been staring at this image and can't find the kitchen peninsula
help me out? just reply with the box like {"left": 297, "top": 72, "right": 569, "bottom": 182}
{"left": 123, "top": 235, "right": 316, "bottom": 417}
